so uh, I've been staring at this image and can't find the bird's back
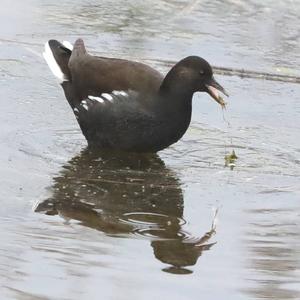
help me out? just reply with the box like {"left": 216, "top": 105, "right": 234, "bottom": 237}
{"left": 68, "top": 40, "right": 164, "bottom": 104}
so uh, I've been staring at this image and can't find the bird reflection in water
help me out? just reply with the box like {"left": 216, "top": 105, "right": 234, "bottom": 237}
{"left": 35, "top": 149, "right": 217, "bottom": 274}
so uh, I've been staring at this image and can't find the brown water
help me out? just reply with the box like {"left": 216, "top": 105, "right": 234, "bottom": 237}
{"left": 1, "top": 1, "right": 300, "bottom": 299}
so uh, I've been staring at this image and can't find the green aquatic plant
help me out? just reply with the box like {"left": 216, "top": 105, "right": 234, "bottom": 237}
{"left": 225, "top": 150, "right": 238, "bottom": 170}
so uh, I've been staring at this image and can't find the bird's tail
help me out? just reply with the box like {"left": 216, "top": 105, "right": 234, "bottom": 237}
{"left": 43, "top": 40, "right": 73, "bottom": 83}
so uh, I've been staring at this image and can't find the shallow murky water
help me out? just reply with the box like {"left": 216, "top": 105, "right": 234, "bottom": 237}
{"left": 1, "top": 1, "right": 300, "bottom": 299}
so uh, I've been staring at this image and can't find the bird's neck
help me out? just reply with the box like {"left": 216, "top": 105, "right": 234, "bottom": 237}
{"left": 159, "top": 77, "right": 193, "bottom": 117}
{"left": 157, "top": 75, "right": 193, "bottom": 135}
{"left": 159, "top": 66, "right": 194, "bottom": 101}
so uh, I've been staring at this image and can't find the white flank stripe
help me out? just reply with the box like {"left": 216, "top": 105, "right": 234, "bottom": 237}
{"left": 73, "top": 108, "right": 79, "bottom": 113}
{"left": 88, "top": 95, "right": 104, "bottom": 103}
{"left": 112, "top": 90, "right": 128, "bottom": 97}
{"left": 63, "top": 40, "right": 73, "bottom": 51}
{"left": 101, "top": 93, "right": 114, "bottom": 102}
{"left": 80, "top": 100, "right": 89, "bottom": 110}
{"left": 43, "top": 42, "right": 68, "bottom": 83}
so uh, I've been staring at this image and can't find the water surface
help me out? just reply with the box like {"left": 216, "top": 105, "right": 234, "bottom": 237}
{"left": 0, "top": 1, "right": 300, "bottom": 299}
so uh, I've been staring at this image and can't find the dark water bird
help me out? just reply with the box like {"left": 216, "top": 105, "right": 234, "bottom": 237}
{"left": 43, "top": 39, "right": 228, "bottom": 152}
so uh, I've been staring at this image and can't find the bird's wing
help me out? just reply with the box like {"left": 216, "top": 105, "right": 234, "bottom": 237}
{"left": 72, "top": 89, "right": 162, "bottom": 149}
{"left": 74, "top": 89, "right": 155, "bottom": 125}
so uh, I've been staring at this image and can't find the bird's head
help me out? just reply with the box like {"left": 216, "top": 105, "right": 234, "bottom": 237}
{"left": 161, "top": 56, "right": 228, "bottom": 107}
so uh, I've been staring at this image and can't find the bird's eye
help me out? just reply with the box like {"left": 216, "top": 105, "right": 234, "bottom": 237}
{"left": 199, "top": 70, "right": 205, "bottom": 75}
